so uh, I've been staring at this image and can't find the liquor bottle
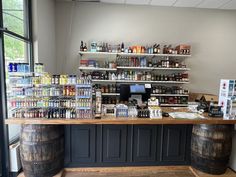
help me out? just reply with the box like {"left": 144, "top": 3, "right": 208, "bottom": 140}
{"left": 166, "top": 57, "right": 169, "bottom": 68}
{"left": 80, "top": 41, "right": 84, "bottom": 51}
{"left": 117, "top": 44, "right": 121, "bottom": 53}
{"left": 121, "top": 42, "right": 124, "bottom": 52}
{"left": 157, "top": 44, "right": 161, "bottom": 54}
{"left": 167, "top": 45, "right": 172, "bottom": 54}
{"left": 128, "top": 47, "right": 132, "bottom": 53}
{"left": 175, "top": 59, "right": 179, "bottom": 68}
{"left": 83, "top": 43, "right": 87, "bottom": 52}
{"left": 105, "top": 43, "right": 109, "bottom": 52}
{"left": 153, "top": 44, "right": 157, "bottom": 54}
{"left": 163, "top": 45, "right": 167, "bottom": 54}
{"left": 102, "top": 42, "right": 105, "bottom": 52}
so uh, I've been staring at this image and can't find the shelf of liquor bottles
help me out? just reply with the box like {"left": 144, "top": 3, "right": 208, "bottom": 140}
{"left": 79, "top": 42, "right": 191, "bottom": 107}
{"left": 92, "top": 80, "right": 189, "bottom": 84}
{"left": 79, "top": 51, "right": 191, "bottom": 58}
{"left": 151, "top": 94, "right": 189, "bottom": 97}
{"left": 79, "top": 66, "right": 190, "bottom": 71}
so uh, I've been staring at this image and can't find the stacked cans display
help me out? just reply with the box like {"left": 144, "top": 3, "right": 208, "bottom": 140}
{"left": 218, "top": 79, "right": 236, "bottom": 119}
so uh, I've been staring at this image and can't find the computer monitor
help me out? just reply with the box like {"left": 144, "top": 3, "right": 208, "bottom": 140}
{"left": 130, "top": 84, "right": 146, "bottom": 94}
{"left": 120, "top": 84, "right": 151, "bottom": 102}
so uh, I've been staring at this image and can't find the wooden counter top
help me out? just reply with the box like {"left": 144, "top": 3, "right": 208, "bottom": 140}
{"left": 5, "top": 108, "right": 236, "bottom": 125}
{"left": 4, "top": 116, "right": 236, "bottom": 125}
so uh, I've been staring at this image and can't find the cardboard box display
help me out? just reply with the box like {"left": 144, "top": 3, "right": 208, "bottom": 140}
{"left": 218, "top": 97, "right": 236, "bottom": 119}
{"left": 219, "top": 79, "right": 236, "bottom": 98}
{"left": 192, "top": 93, "right": 218, "bottom": 104}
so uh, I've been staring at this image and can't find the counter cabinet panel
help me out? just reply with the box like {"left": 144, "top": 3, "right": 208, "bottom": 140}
{"left": 64, "top": 125, "right": 192, "bottom": 167}
{"left": 162, "top": 125, "right": 187, "bottom": 162}
{"left": 133, "top": 125, "right": 158, "bottom": 162}
{"left": 102, "top": 125, "right": 127, "bottom": 163}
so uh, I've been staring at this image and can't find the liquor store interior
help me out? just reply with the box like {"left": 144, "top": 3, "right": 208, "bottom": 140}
{"left": 1, "top": 1, "right": 236, "bottom": 177}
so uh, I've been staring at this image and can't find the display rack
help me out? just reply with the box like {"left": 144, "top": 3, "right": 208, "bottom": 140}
{"left": 78, "top": 50, "right": 191, "bottom": 107}
{"left": 76, "top": 83, "right": 93, "bottom": 118}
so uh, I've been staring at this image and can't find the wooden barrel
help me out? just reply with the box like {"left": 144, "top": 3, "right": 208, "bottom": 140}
{"left": 20, "top": 125, "right": 64, "bottom": 177}
{"left": 191, "top": 124, "right": 233, "bottom": 175}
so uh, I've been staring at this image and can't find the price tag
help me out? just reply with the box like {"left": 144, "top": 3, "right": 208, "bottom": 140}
{"left": 145, "top": 84, "right": 151, "bottom": 88}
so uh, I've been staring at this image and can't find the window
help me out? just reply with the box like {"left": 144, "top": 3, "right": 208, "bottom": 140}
{"left": 0, "top": 0, "right": 32, "bottom": 176}
{"left": 3, "top": 0, "right": 28, "bottom": 37}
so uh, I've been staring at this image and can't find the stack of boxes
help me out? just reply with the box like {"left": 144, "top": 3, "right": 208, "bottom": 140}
{"left": 218, "top": 79, "right": 236, "bottom": 119}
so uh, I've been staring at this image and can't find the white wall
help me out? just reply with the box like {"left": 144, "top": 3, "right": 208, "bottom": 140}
{"left": 55, "top": 2, "right": 236, "bottom": 94}
{"left": 33, "top": 0, "right": 56, "bottom": 73}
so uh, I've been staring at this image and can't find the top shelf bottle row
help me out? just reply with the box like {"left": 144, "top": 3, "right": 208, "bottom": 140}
{"left": 79, "top": 51, "right": 191, "bottom": 58}
{"left": 79, "top": 41, "right": 191, "bottom": 58}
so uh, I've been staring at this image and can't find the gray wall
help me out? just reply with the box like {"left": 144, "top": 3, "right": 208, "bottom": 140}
{"left": 33, "top": 0, "right": 56, "bottom": 73}
{"left": 55, "top": 2, "right": 236, "bottom": 94}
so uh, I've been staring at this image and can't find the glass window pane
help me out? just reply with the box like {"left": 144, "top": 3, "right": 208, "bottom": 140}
{"left": 2, "top": 0, "right": 27, "bottom": 37}
{"left": 4, "top": 35, "right": 28, "bottom": 142}
{"left": 4, "top": 35, "right": 27, "bottom": 61}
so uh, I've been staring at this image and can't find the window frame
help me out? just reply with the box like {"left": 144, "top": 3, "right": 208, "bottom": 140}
{"left": 0, "top": 0, "right": 33, "bottom": 176}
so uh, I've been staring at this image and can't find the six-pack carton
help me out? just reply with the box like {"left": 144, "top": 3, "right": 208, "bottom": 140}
{"left": 218, "top": 79, "right": 236, "bottom": 119}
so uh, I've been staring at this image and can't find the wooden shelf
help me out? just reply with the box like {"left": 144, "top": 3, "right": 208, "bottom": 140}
{"left": 6, "top": 108, "right": 235, "bottom": 125}
{"left": 79, "top": 51, "right": 191, "bottom": 58}
{"left": 5, "top": 117, "right": 236, "bottom": 125}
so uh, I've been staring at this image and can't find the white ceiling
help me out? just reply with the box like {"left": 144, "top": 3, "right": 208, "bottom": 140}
{"left": 100, "top": 0, "right": 236, "bottom": 10}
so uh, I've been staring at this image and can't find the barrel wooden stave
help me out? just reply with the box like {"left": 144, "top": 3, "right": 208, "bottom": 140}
{"left": 20, "top": 125, "right": 64, "bottom": 177}
{"left": 191, "top": 124, "right": 233, "bottom": 175}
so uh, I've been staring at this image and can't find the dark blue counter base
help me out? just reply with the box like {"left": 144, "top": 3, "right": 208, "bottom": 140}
{"left": 64, "top": 125, "right": 192, "bottom": 167}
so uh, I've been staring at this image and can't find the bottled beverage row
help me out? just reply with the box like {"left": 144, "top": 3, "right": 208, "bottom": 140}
{"left": 11, "top": 86, "right": 76, "bottom": 97}
{"left": 80, "top": 57, "right": 186, "bottom": 69}
{"left": 94, "top": 84, "right": 119, "bottom": 93}
{"left": 117, "top": 57, "right": 186, "bottom": 68}
{"left": 80, "top": 41, "right": 191, "bottom": 55}
{"left": 88, "top": 71, "right": 189, "bottom": 82}
{"left": 157, "top": 96, "right": 188, "bottom": 105}
{"left": 9, "top": 74, "right": 82, "bottom": 86}
{"left": 8, "top": 63, "right": 45, "bottom": 73}
{"left": 152, "top": 86, "right": 189, "bottom": 95}
{"left": 34, "top": 74, "right": 77, "bottom": 85}
{"left": 102, "top": 97, "right": 118, "bottom": 104}
{"left": 9, "top": 74, "right": 90, "bottom": 86}
{"left": 10, "top": 98, "right": 77, "bottom": 108}
{"left": 77, "top": 88, "right": 92, "bottom": 97}
{"left": 12, "top": 108, "right": 92, "bottom": 119}
{"left": 77, "top": 98, "right": 92, "bottom": 108}
{"left": 8, "top": 63, "right": 30, "bottom": 73}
